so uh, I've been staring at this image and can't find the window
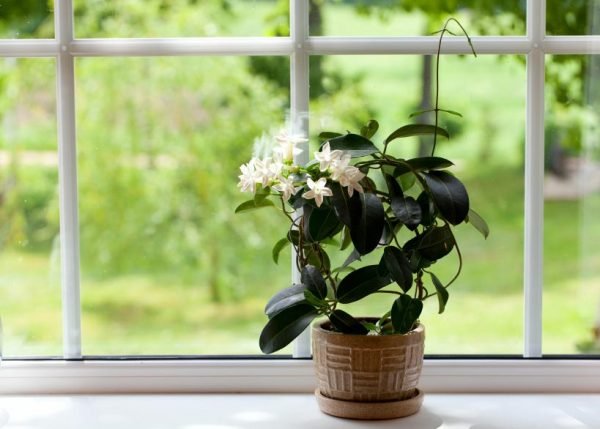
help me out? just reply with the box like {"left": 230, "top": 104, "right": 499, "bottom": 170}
{"left": 0, "top": 0, "right": 599, "bottom": 367}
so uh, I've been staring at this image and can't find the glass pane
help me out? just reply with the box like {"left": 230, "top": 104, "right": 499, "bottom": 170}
{"left": 0, "top": 0, "right": 54, "bottom": 38}
{"left": 74, "top": 0, "right": 287, "bottom": 38}
{"left": 0, "top": 59, "right": 60, "bottom": 357}
{"left": 76, "top": 56, "right": 290, "bottom": 355}
{"left": 312, "top": 1, "right": 525, "bottom": 36}
{"left": 310, "top": 54, "right": 526, "bottom": 354}
{"left": 547, "top": 0, "right": 599, "bottom": 35}
{"left": 544, "top": 55, "right": 600, "bottom": 354}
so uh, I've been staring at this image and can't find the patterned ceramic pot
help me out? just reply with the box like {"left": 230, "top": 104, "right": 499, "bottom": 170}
{"left": 312, "top": 320, "right": 425, "bottom": 402}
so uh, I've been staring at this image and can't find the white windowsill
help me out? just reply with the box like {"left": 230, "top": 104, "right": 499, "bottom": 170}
{"left": 1, "top": 393, "right": 599, "bottom": 429}
{"left": 2, "top": 359, "right": 600, "bottom": 394}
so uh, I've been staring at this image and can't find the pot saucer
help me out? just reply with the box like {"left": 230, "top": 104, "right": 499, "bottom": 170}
{"left": 315, "top": 388, "right": 424, "bottom": 420}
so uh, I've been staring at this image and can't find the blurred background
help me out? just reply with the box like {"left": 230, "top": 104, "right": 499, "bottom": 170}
{"left": 0, "top": 0, "right": 598, "bottom": 356}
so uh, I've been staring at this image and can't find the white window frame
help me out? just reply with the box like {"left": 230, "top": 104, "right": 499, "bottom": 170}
{"left": 0, "top": 0, "right": 599, "bottom": 393}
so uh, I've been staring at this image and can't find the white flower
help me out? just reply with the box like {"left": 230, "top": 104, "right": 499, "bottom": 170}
{"left": 329, "top": 153, "right": 352, "bottom": 178}
{"left": 238, "top": 159, "right": 259, "bottom": 193}
{"left": 255, "top": 157, "right": 283, "bottom": 186}
{"left": 335, "top": 166, "right": 365, "bottom": 197}
{"left": 274, "top": 130, "right": 306, "bottom": 163}
{"left": 315, "top": 142, "right": 344, "bottom": 172}
{"left": 273, "top": 176, "right": 302, "bottom": 201}
{"left": 303, "top": 177, "right": 333, "bottom": 207}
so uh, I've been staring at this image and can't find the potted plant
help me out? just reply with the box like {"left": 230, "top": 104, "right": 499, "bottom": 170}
{"left": 236, "top": 19, "right": 488, "bottom": 419}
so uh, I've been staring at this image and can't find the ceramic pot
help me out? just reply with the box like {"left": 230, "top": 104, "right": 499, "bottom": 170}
{"left": 312, "top": 320, "right": 425, "bottom": 419}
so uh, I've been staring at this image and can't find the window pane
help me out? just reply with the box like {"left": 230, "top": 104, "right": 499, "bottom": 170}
{"left": 0, "top": 0, "right": 54, "bottom": 38}
{"left": 312, "top": 1, "right": 525, "bottom": 36}
{"left": 76, "top": 56, "right": 291, "bottom": 355}
{"left": 0, "top": 59, "right": 60, "bottom": 357}
{"left": 310, "top": 54, "right": 526, "bottom": 354}
{"left": 547, "top": 0, "right": 599, "bottom": 35}
{"left": 544, "top": 55, "right": 600, "bottom": 354}
{"left": 74, "top": 0, "right": 287, "bottom": 38}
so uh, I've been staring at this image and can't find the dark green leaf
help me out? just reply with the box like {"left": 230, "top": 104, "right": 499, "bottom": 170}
{"left": 391, "top": 295, "right": 423, "bottom": 334}
{"left": 301, "top": 265, "right": 327, "bottom": 300}
{"left": 380, "top": 246, "right": 413, "bottom": 292}
{"left": 393, "top": 157, "right": 453, "bottom": 176}
{"left": 329, "top": 309, "right": 369, "bottom": 335}
{"left": 438, "top": 108, "right": 463, "bottom": 118}
{"left": 265, "top": 284, "right": 308, "bottom": 318}
{"left": 305, "top": 247, "right": 331, "bottom": 273}
{"left": 417, "top": 192, "right": 435, "bottom": 227}
{"left": 319, "top": 131, "right": 342, "bottom": 141}
{"left": 272, "top": 238, "right": 289, "bottom": 264}
{"left": 430, "top": 272, "right": 449, "bottom": 314}
{"left": 336, "top": 265, "right": 392, "bottom": 304}
{"left": 423, "top": 171, "right": 470, "bottom": 225}
{"left": 234, "top": 198, "right": 275, "bottom": 213}
{"left": 322, "top": 133, "right": 379, "bottom": 158}
{"left": 378, "top": 218, "right": 401, "bottom": 246}
{"left": 404, "top": 224, "right": 455, "bottom": 261}
{"left": 303, "top": 204, "right": 342, "bottom": 242}
{"left": 384, "top": 174, "right": 403, "bottom": 199}
{"left": 330, "top": 182, "right": 359, "bottom": 227}
{"left": 361, "top": 322, "right": 378, "bottom": 332}
{"left": 466, "top": 208, "right": 490, "bottom": 239}
{"left": 287, "top": 229, "right": 300, "bottom": 246}
{"left": 259, "top": 304, "right": 318, "bottom": 354}
{"left": 408, "top": 250, "right": 433, "bottom": 272}
{"left": 385, "top": 124, "right": 449, "bottom": 144}
{"left": 360, "top": 119, "right": 379, "bottom": 139}
{"left": 350, "top": 192, "right": 385, "bottom": 255}
{"left": 331, "top": 266, "right": 355, "bottom": 275}
{"left": 391, "top": 195, "right": 422, "bottom": 230}
{"left": 398, "top": 172, "right": 416, "bottom": 191}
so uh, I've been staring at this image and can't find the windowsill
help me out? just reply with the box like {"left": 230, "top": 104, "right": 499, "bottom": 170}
{"left": 1, "top": 393, "right": 599, "bottom": 428}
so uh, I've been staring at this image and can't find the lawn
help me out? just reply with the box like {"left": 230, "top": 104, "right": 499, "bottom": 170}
{"left": 0, "top": 1, "right": 598, "bottom": 357}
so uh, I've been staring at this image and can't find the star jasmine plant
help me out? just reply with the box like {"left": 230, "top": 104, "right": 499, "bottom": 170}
{"left": 236, "top": 19, "right": 490, "bottom": 354}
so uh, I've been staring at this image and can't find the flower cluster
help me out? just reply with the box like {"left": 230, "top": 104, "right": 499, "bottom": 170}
{"left": 238, "top": 132, "right": 365, "bottom": 207}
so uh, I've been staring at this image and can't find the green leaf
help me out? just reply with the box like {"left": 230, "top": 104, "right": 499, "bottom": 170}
{"left": 410, "top": 108, "right": 463, "bottom": 118}
{"left": 423, "top": 171, "right": 470, "bottom": 225}
{"left": 391, "top": 295, "right": 423, "bottom": 334}
{"left": 254, "top": 186, "right": 271, "bottom": 203}
{"left": 336, "top": 265, "right": 392, "bottom": 304}
{"left": 272, "top": 238, "right": 289, "bottom": 264}
{"left": 408, "top": 250, "right": 433, "bottom": 272}
{"left": 331, "top": 266, "right": 355, "bottom": 275}
{"left": 350, "top": 192, "right": 385, "bottom": 255}
{"left": 322, "top": 133, "right": 380, "bottom": 158}
{"left": 259, "top": 304, "right": 318, "bottom": 354}
{"left": 264, "top": 284, "right": 308, "bottom": 318}
{"left": 319, "top": 131, "right": 342, "bottom": 141}
{"left": 360, "top": 119, "right": 379, "bottom": 139}
{"left": 301, "top": 265, "right": 327, "bottom": 300}
{"left": 303, "top": 204, "right": 342, "bottom": 242}
{"left": 304, "top": 289, "right": 326, "bottom": 308}
{"left": 234, "top": 198, "right": 275, "bottom": 213}
{"left": 340, "top": 225, "right": 352, "bottom": 251}
{"left": 404, "top": 224, "right": 455, "bottom": 261}
{"left": 385, "top": 124, "right": 449, "bottom": 144}
{"left": 305, "top": 247, "right": 331, "bottom": 273}
{"left": 341, "top": 247, "right": 361, "bottom": 268}
{"left": 329, "top": 309, "right": 369, "bottom": 335}
{"left": 438, "top": 108, "right": 463, "bottom": 118}
{"left": 430, "top": 272, "right": 449, "bottom": 314}
{"left": 391, "top": 195, "right": 422, "bottom": 231}
{"left": 361, "top": 322, "right": 378, "bottom": 332}
{"left": 398, "top": 172, "right": 416, "bottom": 191}
{"left": 380, "top": 246, "right": 413, "bottom": 292}
{"left": 466, "top": 208, "right": 490, "bottom": 239}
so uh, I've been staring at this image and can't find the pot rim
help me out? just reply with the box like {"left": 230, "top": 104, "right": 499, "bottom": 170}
{"left": 313, "top": 318, "right": 424, "bottom": 337}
